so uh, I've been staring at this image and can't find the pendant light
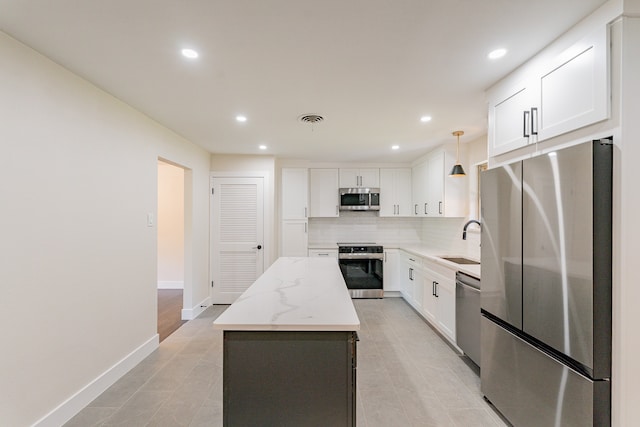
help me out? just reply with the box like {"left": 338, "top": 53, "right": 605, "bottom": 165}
{"left": 449, "top": 130, "right": 466, "bottom": 177}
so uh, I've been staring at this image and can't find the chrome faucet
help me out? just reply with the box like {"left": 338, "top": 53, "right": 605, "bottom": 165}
{"left": 462, "top": 219, "right": 481, "bottom": 240}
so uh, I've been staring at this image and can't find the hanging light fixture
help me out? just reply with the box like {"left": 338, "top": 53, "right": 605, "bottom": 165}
{"left": 449, "top": 130, "right": 466, "bottom": 177}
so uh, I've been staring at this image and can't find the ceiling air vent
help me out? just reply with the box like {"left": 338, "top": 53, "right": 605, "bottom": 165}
{"left": 298, "top": 114, "right": 324, "bottom": 124}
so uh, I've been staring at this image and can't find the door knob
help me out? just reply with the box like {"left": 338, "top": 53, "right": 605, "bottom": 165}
{"left": 253, "top": 245, "right": 262, "bottom": 250}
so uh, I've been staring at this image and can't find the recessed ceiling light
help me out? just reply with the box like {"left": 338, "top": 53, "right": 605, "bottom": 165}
{"left": 181, "top": 48, "right": 199, "bottom": 59}
{"left": 392, "top": 145, "right": 400, "bottom": 150}
{"left": 259, "top": 145, "right": 267, "bottom": 150}
{"left": 420, "top": 116, "right": 432, "bottom": 123}
{"left": 488, "top": 48, "right": 507, "bottom": 60}
{"left": 236, "top": 115, "right": 247, "bottom": 123}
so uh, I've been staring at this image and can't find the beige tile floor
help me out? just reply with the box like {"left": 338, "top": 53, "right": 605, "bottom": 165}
{"left": 65, "top": 298, "right": 509, "bottom": 427}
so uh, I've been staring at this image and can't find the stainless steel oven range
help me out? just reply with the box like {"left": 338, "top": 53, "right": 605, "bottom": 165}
{"left": 337, "top": 243, "right": 384, "bottom": 298}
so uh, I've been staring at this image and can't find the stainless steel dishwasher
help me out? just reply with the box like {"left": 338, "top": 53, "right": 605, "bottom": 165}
{"left": 456, "top": 271, "right": 481, "bottom": 367}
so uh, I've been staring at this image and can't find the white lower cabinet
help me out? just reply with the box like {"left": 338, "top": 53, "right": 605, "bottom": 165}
{"left": 400, "top": 252, "right": 423, "bottom": 310}
{"left": 422, "top": 263, "right": 456, "bottom": 343}
{"left": 400, "top": 251, "right": 457, "bottom": 345}
{"left": 383, "top": 249, "right": 400, "bottom": 292}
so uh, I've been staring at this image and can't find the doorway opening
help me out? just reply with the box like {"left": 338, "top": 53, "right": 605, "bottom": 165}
{"left": 157, "top": 159, "right": 187, "bottom": 341}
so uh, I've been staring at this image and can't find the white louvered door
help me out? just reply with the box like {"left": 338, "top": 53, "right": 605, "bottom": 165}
{"left": 211, "top": 177, "right": 264, "bottom": 304}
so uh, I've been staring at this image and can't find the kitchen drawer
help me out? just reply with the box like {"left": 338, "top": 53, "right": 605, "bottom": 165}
{"left": 308, "top": 249, "right": 338, "bottom": 258}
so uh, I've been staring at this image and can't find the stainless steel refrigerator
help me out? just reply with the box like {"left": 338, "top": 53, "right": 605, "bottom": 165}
{"left": 480, "top": 139, "right": 612, "bottom": 426}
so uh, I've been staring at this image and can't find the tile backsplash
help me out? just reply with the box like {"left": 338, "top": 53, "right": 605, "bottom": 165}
{"left": 308, "top": 212, "right": 481, "bottom": 260}
{"left": 309, "top": 212, "right": 422, "bottom": 246}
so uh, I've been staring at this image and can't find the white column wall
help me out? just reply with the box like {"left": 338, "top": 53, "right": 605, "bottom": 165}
{"left": 0, "top": 31, "right": 210, "bottom": 426}
{"left": 614, "top": 11, "right": 640, "bottom": 426}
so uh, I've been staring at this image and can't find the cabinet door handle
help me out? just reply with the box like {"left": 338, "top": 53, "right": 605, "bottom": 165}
{"left": 414, "top": 204, "right": 418, "bottom": 215}
{"left": 304, "top": 207, "right": 308, "bottom": 218}
{"left": 434, "top": 281, "right": 439, "bottom": 297}
{"left": 424, "top": 203, "right": 428, "bottom": 215}
{"left": 432, "top": 281, "right": 436, "bottom": 296}
{"left": 304, "top": 223, "right": 307, "bottom": 233}
{"left": 409, "top": 267, "right": 414, "bottom": 280}
{"left": 439, "top": 201, "right": 442, "bottom": 215}
{"left": 336, "top": 205, "right": 339, "bottom": 215}
{"left": 531, "top": 107, "right": 538, "bottom": 135}
{"left": 523, "top": 110, "right": 530, "bottom": 137}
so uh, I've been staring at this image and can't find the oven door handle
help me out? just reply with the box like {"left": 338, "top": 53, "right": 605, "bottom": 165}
{"left": 338, "top": 254, "right": 384, "bottom": 260}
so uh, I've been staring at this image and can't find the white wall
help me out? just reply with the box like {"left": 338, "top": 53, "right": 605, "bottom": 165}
{"left": 614, "top": 10, "right": 640, "bottom": 425}
{"left": 0, "top": 31, "right": 211, "bottom": 426}
{"left": 157, "top": 161, "right": 185, "bottom": 288}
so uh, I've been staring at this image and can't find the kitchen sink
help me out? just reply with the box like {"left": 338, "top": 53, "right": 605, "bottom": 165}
{"left": 440, "top": 256, "right": 480, "bottom": 265}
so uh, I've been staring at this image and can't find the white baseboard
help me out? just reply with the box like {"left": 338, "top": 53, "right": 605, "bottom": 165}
{"left": 181, "top": 296, "right": 211, "bottom": 320}
{"left": 33, "top": 334, "right": 159, "bottom": 427}
{"left": 157, "top": 280, "right": 184, "bottom": 289}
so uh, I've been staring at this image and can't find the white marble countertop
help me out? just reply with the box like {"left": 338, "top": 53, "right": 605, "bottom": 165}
{"left": 213, "top": 257, "right": 360, "bottom": 331}
{"left": 400, "top": 245, "right": 481, "bottom": 279}
{"left": 308, "top": 242, "right": 481, "bottom": 279}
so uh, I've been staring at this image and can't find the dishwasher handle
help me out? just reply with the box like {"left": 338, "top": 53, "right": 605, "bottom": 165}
{"left": 455, "top": 271, "right": 480, "bottom": 291}
{"left": 456, "top": 280, "right": 480, "bottom": 295}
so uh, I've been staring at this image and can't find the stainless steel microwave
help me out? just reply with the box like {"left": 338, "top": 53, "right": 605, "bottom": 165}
{"left": 339, "top": 188, "right": 380, "bottom": 211}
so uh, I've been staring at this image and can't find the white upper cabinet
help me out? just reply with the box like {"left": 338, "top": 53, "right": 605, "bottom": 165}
{"left": 537, "top": 26, "right": 609, "bottom": 140}
{"left": 488, "top": 82, "right": 537, "bottom": 157}
{"left": 339, "top": 168, "right": 379, "bottom": 188}
{"left": 411, "top": 161, "right": 428, "bottom": 217}
{"left": 281, "top": 168, "right": 308, "bottom": 220}
{"left": 488, "top": 25, "right": 609, "bottom": 158}
{"left": 379, "top": 168, "right": 412, "bottom": 217}
{"left": 427, "top": 151, "right": 445, "bottom": 217}
{"left": 309, "top": 168, "right": 339, "bottom": 217}
{"left": 411, "top": 148, "right": 466, "bottom": 218}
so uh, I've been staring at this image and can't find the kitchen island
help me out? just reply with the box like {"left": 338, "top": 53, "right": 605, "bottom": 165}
{"left": 213, "top": 257, "right": 360, "bottom": 427}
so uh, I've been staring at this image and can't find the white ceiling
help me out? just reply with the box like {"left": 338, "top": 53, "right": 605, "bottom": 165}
{"left": 0, "top": 0, "right": 607, "bottom": 162}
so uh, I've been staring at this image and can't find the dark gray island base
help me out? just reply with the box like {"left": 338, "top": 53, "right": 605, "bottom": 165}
{"left": 223, "top": 330, "right": 358, "bottom": 427}
{"left": 212, "top": 258, "right": 361, "bottom": 427}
